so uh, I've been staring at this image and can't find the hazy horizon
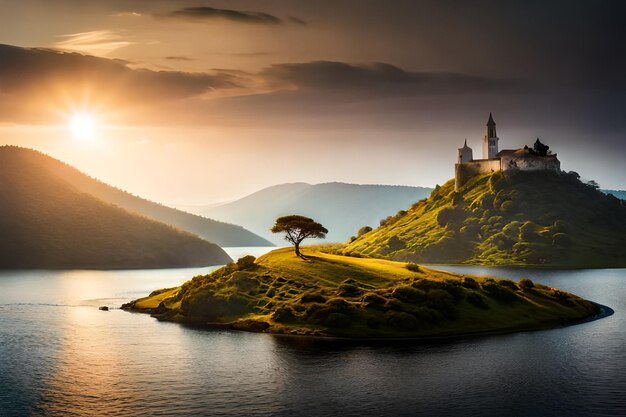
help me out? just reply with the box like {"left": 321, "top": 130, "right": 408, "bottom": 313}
{"left": 1, "top": 0, "right": 624, "bottom": 205}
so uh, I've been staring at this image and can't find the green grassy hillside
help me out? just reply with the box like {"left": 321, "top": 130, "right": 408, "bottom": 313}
{"left": 124, "top": 248, "right": 598, "bottom": 338}
{"left": 0, "top": 146, "right": 271, "bottom": 247}
{"left": 0, "top": 146, "right": 232, "bottom": 269}
{"left": 343, "top": 170, "right": 626, "bottom": 267}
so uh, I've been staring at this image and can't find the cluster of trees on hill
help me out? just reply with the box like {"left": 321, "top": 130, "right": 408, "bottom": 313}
{"left": 344, "top": 170, "right": 626, "bottom": 267}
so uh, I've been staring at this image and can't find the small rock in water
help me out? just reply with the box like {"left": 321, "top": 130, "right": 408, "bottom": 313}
{"left": 99, "top": 306, "right": 109, "bottom": 311}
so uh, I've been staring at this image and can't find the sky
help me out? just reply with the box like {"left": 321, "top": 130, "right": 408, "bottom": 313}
{"left": 0, "top": 0, "right": 624, "bottom": 204}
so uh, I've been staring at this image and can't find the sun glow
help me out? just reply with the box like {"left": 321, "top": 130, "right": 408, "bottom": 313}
{"left": 69, "top": 112, "right": 98, "bottom": 140}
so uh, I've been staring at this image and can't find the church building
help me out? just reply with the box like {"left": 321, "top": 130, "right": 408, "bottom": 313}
{"left": 454, "top": 114, "right": 561, "bottom": 190}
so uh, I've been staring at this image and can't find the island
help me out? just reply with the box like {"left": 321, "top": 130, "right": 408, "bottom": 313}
{"left": 123, "top": 248, "right": 600, "bottom": 338}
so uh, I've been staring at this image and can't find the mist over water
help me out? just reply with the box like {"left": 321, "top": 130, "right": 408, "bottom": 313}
{"left": 0, "top": 249, "right": 624, "bottom": 416}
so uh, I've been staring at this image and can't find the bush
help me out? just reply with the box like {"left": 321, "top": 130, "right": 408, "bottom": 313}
{"left": 426, "top": 289, "right": 458, "bottom": 319}
{"left": 518, "top": 278, "right": 535, "bottom": 291}
{"left": 467, "top": 292, "right": 489, "bottom": 309}
{"left": 482, "top": 281, "right": 518, "bottom": 304}
{"left": 498, "top": 279, "right": 518, "bottom": 290}
{"left": 324, "top": 313, "right": 351, "bottom": 328}
{"left": 462, "top": 277, "right": 479, "bottom": 289}
{"left": 338, "top": 283, "right": 362, "bottom": 297}
{"left": 387, "top": 236, "right": 406, "bottom": 251}
{"left": 386, "top": 311, "right": 419, "bottom": 331}
{"left": 362, "top": 292, "right": 387, "bottom": 306}
{"left": 273, "top": 306, "right": 298, "bottom": 323}
{"left": 406, "top": 263, "right": 421, "bottom": 272}
{"left": 392, "top": 285, "right": 426, "bottom": 303}
{"left": 358, "top": 226, "right": 373, "bottom": 237}
{"left": 236, "top": 255, "right": 256, "bottom": 270}
{"left": 300, "top": 292, "right": 327, "bottom": 303}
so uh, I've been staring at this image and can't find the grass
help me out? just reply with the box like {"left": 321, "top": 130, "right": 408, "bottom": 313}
{"left": 124, "top": 248, "right": 599, "bottom": 338}
{"left": 342, "top": 170, "right": 626, "bottom": 267}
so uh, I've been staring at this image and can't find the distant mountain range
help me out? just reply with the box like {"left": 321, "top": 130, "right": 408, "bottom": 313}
{"left": 602, "top": 189, "right": 626, "bottom": 201}
{"left": 0, "top": 146, "right": 232, "bottom": 269}
{"left": 187, "top": 182, "right": 433, "bottom": 244}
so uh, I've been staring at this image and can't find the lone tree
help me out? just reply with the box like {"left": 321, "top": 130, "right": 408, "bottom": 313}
{"left": 271, "top": 215, "right": 328, "bottom": 258}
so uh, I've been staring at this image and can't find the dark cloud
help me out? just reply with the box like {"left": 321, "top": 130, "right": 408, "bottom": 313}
{"left": 165, "top": 56, "right": 193, "bottom": 61}
{"left": 260, "top": 61, "right": 514, "bottom": 97}
{"left": 287, "top": 16, "right": 307, "bottom": 25}
{"left": 160, "top": 6, "right": 282, "bottom": 25}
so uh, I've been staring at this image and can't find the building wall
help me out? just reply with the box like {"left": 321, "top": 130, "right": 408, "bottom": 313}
{"left": 455, "top": 159, "right": 502, "bottom": 190}
{"left": 500, "top": 155, "right": 561, "bottom": 172}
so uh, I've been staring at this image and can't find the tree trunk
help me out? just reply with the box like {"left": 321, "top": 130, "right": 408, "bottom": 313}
{"left": 294, "top": 242, "right": 301, "bottom": 257}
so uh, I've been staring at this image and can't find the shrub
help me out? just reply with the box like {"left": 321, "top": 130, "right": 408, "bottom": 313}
{"left": 518, "top": 278, "right": 535, "bottom": 291}
{"left": 462, "top": 277, "right": 479, "bottom": 289}
{"left": 386, "top": 311, "right": 419, "bottom": 331}
{"left": 366, "top": 315, "right": 385, "bottom": 328}
{"left": 300, "top": 292, "right": 327, "bottom": 303}
{"left": 358, "top": 226, "right": 373, "bottom": 237}
{"left": 362, "top": 292, "right": 387, "bottom": 307}
{"left": 392, "top": 285, "right": 426, "bottom": 303}
{"left": 467, "top": 292, "right": 490, "bottom": 309}
{"left": 412, "top": 306, "right": 442, "bottom": 325}
{"left": 552, "top": 233, "right": 572, "bottom": 248}
{"left": 426, "top": 289, "right": 458, "bottom": 319}
{"left": 273, "top": 306, "right": 298, "bottom": 323}
{"left": 338, "top": 283, "right": 362, "bottom": 297}
{"left": 387, "top": 236, "right": 406, "bottom": 251}
{"left": 324, "top": 313, "right": 351, "bottom": 328}
{"left": 482, "top": 281, "right": 518, "bottom": 304}
{"left": 498, "top": 279, "right": 518, "bottom": 290}
{"left": 406, "top": 263, "right": 421, "bottom": 272}
{"left": 236, "top": 255, "right": 256, "bottom": 270}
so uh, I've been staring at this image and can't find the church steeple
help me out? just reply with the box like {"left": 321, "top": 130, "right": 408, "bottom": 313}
{"left": 487, "top": 112, "right": 496, "bottom": 138}
{"left": 483, "top": 112, "right": 499, "bottom": 159}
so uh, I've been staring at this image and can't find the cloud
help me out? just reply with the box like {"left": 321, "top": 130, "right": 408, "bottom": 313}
{"left": 0, "top": 44, "right": 255, "bottom": 123}
{"left": 260, "top": 61, "right": 512, "bottom": 97}
{"left": 165, "top": 56, "right": 193, "bottom": 61}
{"left": 53, "top": 30, "right": 133, "bottom": 56}
{"left": 160, "top": 6, "right": 282, "bottom": 25}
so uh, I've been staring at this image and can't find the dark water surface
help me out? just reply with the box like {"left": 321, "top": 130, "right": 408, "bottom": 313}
{"left": 0, "top": 250, "right": 624, "bottom": 416}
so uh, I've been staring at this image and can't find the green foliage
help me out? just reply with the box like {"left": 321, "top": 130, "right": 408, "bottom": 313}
{"left": 271, "top": 215, "right": 328, "bottom": 257}
{"left": 357, "top": 226, "right": 373, "bottom": 237}
{"left": 344, "top": 170, "right": 626, "bottom": 267}
{"left": 236, "top": 255, "right": 257, "bottom": 270}
{"left": 518, "top": 278, "right": 535, "bottom": 291}
{"left": 406, "top": 263, "right": 422, "bottom": 272}
{"left": 130, "top": 248, "right": 598, "bottom": 338}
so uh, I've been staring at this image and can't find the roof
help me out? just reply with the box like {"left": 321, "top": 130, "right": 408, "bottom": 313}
{"left": 487, "top": 112, "right": 496, "bottom": 126}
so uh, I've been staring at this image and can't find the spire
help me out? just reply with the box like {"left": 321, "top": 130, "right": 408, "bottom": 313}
{"left": 487, "top": 112, "right": 495, "bottom": 126}
{"left": 463, "top": 139, "right": 468, "bottom": 147}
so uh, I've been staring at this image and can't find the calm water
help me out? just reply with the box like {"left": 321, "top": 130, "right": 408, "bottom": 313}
{"left": 0, "top": 248, "right": 624, "bottom": 416}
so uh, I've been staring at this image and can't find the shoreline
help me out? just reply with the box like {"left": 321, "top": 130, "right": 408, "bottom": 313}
{"left": 122, "top": 302, "right": 613, "bottom": 343}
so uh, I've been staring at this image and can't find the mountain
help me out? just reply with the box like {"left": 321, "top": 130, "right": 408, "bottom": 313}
{"left": 344, "top": 170, "right": 626, "bottom": 267}
{"left": 0, "top": 146, "right": 232, "bottom": 269}
{"left": 195, "top": 182, "right": 433, "bottom": 244}
{"left": 602, "top": 189, "right": 626, "bottom": 201}
{"left": 123, "top": 248, "right": 598, "bottom": 338}
{"left": 3, "top": 147, "right": 271, "bottom": 247}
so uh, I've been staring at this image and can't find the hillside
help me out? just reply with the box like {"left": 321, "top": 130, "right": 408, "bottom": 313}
{"left": 123, "top": 248, "right": 598, "bottom": 338}
{"left": 343, "top": 170, "right": 626, "bottom": 267}
{"left": 0, "top": 147, "right": 271, "bottom": 247}
{"left": 0, "top": 146, "right": 232, "bottom": 269}
{"left": 195, "top": 182, "right": 432, "bottom": 244}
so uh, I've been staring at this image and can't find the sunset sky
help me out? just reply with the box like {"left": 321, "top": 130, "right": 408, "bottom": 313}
{"left": 0, "top": 0, "right": 624, "bottom": 204}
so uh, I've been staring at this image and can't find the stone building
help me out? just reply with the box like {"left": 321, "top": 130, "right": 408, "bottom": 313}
{"left": 454, "top": 114, "right": 560, "bottom": 190}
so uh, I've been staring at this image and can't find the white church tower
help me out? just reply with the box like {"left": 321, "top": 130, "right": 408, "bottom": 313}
{"left": 458, "top": 139, "right": 473, "bottom": 163}
{"left": 482, "top": 112, "right": 499, "bottom": 159}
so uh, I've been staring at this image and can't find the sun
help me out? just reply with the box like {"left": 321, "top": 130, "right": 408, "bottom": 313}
{"left": 69, "top": 112, "right": 98, "bottom": 140}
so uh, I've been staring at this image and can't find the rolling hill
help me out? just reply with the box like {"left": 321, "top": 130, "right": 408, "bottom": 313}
{"left": 123, "top": 248, "right": 598, "bottom": 338}
{"left": 1, "top": 146, "right": 271, "bottom": 247}
{"left": 193, "top": 182, "right": 433, "bottom": 244}
{"left": 343, "top": 170, "right": 626, "bottom": 267}
{"left": 0, "top": 146, "right": 232, "bottom": 269}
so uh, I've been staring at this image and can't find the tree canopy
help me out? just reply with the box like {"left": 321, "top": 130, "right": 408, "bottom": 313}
{"left": 271, "top": 215, "right": 328, "bottom": 258}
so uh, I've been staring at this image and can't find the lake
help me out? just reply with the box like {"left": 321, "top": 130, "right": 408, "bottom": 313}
{"left": 0, "top": 248, "right": 624, "bottom": 416}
